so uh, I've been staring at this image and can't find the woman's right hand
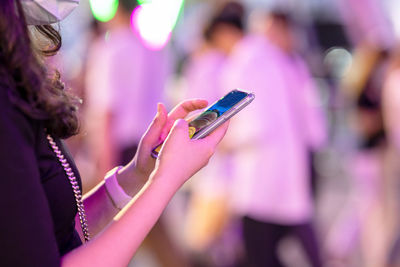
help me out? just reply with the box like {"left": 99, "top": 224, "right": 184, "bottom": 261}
{"left": 131, "top": 100, "right": 208, "bottom": 178}
{"left": 154, "top": 118, "right": 229, "bottom": 187}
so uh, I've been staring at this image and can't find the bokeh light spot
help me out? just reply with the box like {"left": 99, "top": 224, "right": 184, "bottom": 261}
{"left": 89, "top": 0, "right": 119, "bottom": 22}
{"left": 131, "top": 0, "right": 184, "bottom": 50}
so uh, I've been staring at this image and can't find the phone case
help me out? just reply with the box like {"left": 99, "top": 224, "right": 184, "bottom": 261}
{"left": 151, "top": 89, "right": 255, "bottom": 158}
{"left": 192, "top": 91, "right": 255, "bottom": 139}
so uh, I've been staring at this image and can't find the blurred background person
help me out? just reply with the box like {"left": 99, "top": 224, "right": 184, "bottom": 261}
{"left": 318, "top": 0, "right": 400, "bottom": 266}
{"left": 85, "top": 0, "right": 170, "bottom": 179}
{"left": 179, "top": 6, "right": 241, "bottom": 267}
{"left": 261, "top": 10, "right": 327, "bottom": 200}
{"left": 382, "top": 46, "right": 400, "bottom": 267}
{"left": 324, "top": 43, "right": 392, "bottom": 267}
{"left": 202, "top": 2, "right": 327, "bottom": 266}
{"left": 331, "top": 44, "right": 390, "bottom": 267}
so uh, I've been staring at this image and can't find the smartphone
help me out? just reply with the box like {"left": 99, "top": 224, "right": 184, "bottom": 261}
{"left": 151, "top": 89, "right": 255, "bottom": 158}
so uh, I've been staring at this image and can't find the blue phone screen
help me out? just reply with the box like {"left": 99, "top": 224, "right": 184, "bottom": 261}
{"left": 188, "top": 90, "right": 248, "bottom": 138}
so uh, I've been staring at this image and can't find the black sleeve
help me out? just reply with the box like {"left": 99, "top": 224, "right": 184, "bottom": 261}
{"left": 0, "top": 91, "right": 61, "bottom": 266}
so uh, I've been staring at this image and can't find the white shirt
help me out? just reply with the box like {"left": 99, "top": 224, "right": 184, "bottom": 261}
{"left": 221, "top": 35, "right": 326, "bottom": 224}
{"left": 183, "top": 49, "right": 226, "bottom": 103}
{"left": 85, "top": 27, "right": 169, "bottom": 149}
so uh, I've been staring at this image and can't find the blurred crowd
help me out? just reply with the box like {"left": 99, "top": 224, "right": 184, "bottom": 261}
{"left": 54, "top": 0, "right": 400, "bottom": 266}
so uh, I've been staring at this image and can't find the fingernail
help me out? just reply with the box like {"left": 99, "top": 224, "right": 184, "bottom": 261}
{"left": 156, "top": 103, "right": 162, "bottom": 117}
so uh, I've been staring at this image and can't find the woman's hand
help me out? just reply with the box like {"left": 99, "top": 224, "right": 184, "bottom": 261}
{"left": 129, "top": 99, "right": 208, "bottom": 180}
{"left": 154, "top": 118, "right": 229, "bottom": 188}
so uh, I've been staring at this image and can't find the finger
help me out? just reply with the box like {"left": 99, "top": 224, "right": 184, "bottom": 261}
{"left": 198, "top": 120, "right": 229, "bottom": 147}
{"left": 168, "top": 99, "right": 208, "bottom": 120}
{"left": 161, "top": 99, "right": 208, "bottom": 140}
{"left": 157, "top": 119, "right": 189, "bottom": 157}
{"left": 167, "top": 119, "right": 190, "bottom": 140}
{"left": 141, "top": 103, "right": 168, "bottom": 148}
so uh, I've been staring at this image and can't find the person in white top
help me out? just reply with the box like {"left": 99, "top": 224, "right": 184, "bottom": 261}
{"left": 179, "top": 23, "right": 238, "bottom": 266}
{"left": 85, "top": 0, "right": 170, "bottom": 178}
{"left": 212, "top": 5, "right": 326, "bottom": 266}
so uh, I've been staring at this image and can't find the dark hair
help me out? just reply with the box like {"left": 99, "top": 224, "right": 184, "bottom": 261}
{"left": 267, "top": 10, "right": 293, "bottom": 29}
{"left": 119, "top": 0, "right": 139, "bottom": 14}
{"left": 203, "top": 1, "right": 245, "bottom": 41}
{"left": 0, "top": 0, "right": 80, "bottom": 139}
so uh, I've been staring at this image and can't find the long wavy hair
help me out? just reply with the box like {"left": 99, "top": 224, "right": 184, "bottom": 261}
{"left": 0, "top": 0, "right": 79, "bottom": 139}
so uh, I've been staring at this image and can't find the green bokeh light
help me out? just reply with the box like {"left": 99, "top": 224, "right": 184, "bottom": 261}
{"left": 137, "top": 0, "right": 153, "bottom": 4}
{"left": 89, "top": 0, "right": 119, "bottom": 22}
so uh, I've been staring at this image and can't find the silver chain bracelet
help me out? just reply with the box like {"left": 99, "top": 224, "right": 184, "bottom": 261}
{"left": 46, "top": 134, "right": 90, "bottom": 242}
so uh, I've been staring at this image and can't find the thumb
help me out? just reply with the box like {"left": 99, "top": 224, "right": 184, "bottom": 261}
{"left": 168, "top": 119, "right": 190, "bottom": 140}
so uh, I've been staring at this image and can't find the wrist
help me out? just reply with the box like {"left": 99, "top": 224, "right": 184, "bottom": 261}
{"left": 117, "top": 162, "right": 149, "bottom": 196}
{"left": 150, "top": 163, "right": 187, "bottom": 190}
{"left": 104, "top": 166, "right": 133, "bottom": 210}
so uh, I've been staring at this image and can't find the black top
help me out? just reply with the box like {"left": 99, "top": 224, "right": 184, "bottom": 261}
{"left": 0, "top": 82, "right": 83, "bottom": 266}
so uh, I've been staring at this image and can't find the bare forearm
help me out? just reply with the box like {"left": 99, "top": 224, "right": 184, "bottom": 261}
{"left": 81, "top": 181, "right": 118, "bottom": 236}
{"left": 62, "top": 171, "right": 180, "bottom": 267}
{"left": 82, "top": 164, "right": 148, "bottom": 236}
